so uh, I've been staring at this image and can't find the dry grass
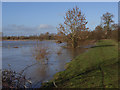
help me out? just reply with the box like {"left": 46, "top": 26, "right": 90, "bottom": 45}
{"left": 32, "top": 44, "right": 50, "bottom": 64}
{"left": 2, "top": 69, "right": 32, "bottom": 88}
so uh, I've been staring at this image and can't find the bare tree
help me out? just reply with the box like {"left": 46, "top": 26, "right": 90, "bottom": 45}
{"left": 57, "top": 6, "right": 88, "bottom": 48}
{"left": 102, "top": 12, "right": 114, "bottom": 38}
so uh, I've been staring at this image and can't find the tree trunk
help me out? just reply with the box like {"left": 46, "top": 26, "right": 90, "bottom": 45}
{"left": 71, "top": 36, "right": 77, "bottom": 48}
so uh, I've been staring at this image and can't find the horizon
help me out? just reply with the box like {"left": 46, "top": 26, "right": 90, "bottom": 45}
{"left": 2, "top": 2, "right": 118, "bottom": 36}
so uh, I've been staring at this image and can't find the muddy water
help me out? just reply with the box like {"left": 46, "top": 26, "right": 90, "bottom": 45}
{"left": 2, "top": 40, "right": 86, "bottom": 87}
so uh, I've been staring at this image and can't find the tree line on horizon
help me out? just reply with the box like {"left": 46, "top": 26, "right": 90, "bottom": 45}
{"left": 2, "top": 32, "right": 57, "bottom": 41}
{"left": 3, "top": 6, "right": 119, "bottom": 48}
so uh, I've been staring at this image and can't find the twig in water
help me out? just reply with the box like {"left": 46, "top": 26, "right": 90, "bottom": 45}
{"left": 53, "top": 81, "right": 58, "bottom": 88}
{"left": 20, "top": 62, "right": 38, "bottom": 75}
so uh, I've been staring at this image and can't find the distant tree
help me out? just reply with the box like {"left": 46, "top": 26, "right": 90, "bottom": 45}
{"left": 55, "top": 32, "right": 65, "bottom": 42}
{"left": 87, "top": 31, "right": 95, "bottom": 40}
{"left": 111, "top": 24, "right": 118, "bottom": 41}
{"left": 102, "top": 12, "right": 114, "bottom": 39}
{"left": 95, "top": 25, "right": 104, "bottom": 40}
{"left": 119, "top": 25, "right": 120, "bottom": 41}
{"left": 45, "top": 32, "right": 49, "bottom": 40}
{"left": 111, "top": 24, "right": 118, "bottom": 31}
{"left": 57, "top": 6, "right": 88, "bottom": 48}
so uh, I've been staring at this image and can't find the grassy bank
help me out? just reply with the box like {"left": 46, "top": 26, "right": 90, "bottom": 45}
{"left": 41, "top": 39, "right": 118, "bottom": 88}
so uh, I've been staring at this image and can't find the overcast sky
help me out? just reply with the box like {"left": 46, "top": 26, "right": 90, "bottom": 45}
{"left": 2, "top": 2, "right": 118, "bottom": 36}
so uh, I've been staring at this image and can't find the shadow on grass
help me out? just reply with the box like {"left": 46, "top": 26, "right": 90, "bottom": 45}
{"left": 41, "top": 57, "right": 118, "bottom": 88}
{"left": 91, "top": 45, "right": 115, "bottom": 48}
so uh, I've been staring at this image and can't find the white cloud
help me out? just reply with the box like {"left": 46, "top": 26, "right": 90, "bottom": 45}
{"left": 38, "top": 24, "right": 55, "bottom": 29}
{"left": 3, "top": 24, "right": 55, "bottom": 32}
{"left": 2, "top": 24, "right": 56, "bottom": 36}
{"left": 3, "top": 24, "right": 36, "bottom": 32}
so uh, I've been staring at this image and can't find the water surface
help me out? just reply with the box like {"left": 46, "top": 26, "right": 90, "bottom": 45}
{"left": 2, "top": 40, "right": 86, "bottom": 87}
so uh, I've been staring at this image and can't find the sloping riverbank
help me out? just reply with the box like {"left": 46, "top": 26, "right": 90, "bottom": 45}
{"left": 41, "top": 39, "right": 118, "bottom": 88}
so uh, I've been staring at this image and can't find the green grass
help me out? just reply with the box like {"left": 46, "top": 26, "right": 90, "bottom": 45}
{"left": 41, "top": 39, "right": 118, "bottom": 88}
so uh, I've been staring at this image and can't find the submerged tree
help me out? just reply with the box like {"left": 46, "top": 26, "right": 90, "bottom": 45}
{"left": 57, "top": 6, "right": 88, "bottom": 48}
{"left": 102, "top": 12, "right": 114, "bottom": 38}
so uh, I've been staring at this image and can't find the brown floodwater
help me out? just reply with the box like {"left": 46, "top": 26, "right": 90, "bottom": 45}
{"left": 2, "top": 40, "right": 89, "bottom": 88}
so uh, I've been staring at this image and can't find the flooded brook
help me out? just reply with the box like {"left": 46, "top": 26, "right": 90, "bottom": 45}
{"left": 2, "top": 40, "right": 86, "bottom": 87}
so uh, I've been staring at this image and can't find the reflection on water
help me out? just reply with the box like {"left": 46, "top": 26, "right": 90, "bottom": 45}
{"left": 2, "top": 40, "right": 86, "bottom": 87}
